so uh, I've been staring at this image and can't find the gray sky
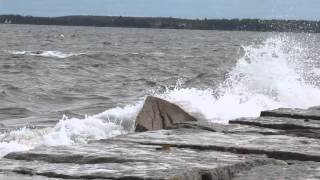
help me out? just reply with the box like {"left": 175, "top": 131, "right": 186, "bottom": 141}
{"left": 0, "top": 0, "right": 319, "bottom": 20}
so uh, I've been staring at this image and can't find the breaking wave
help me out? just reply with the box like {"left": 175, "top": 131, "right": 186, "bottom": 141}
{"left": 160, "top": 36, "right": 320, "bottom": 122}
{"left": 9, "top": 50, "right": 85, "bottom": 58}
{"left": 0, "top": 105, "right": 140, "bottom": 157}
{"left": 1, "top": 35, "right": 320, "bottom": 157}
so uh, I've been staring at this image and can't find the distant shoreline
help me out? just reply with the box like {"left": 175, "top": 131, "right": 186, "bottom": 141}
{"left": 1, "top": 15, "right": 320, "bottom": 33}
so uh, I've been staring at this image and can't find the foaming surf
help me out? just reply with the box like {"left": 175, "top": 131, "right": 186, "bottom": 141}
{"left": 9, "top": 50, "right": 85, "bottom": 58}
{"left": 0, "top": 103, "right": 141, "bottom": 157}
{"left": 1, "top": 35, "right": 320, "bottom": 157}
{"left": 159, "top": 35, "right": 320, "bottom": 122}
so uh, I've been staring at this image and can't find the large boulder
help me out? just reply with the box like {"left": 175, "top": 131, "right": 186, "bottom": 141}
{"left": 135, "top": 96, "right": 197, "bottom": 132}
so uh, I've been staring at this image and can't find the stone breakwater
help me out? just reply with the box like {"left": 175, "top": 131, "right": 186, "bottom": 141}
{"left": 1, "top": 96, "right": 320, "bottom": 179}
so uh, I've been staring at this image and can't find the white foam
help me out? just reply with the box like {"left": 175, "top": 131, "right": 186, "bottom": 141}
{"left": 0, "top": 127, "right": 44, "bottom": 157}
{"left": 0, "top": 141, "right": 30, "bottom": 158}
{"left": 9, "top": 50, "right": 84, "bottom": 58}
{"left": 0, "top": 111, "right": 132, "bottom": 157}
{"left": 154, "top": 36, "right": 320, "bottom": 123}
{"left": 42, "top": 115, "right": 126, "bottom": 146}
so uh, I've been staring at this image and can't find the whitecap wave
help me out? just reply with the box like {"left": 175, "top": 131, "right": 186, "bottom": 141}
{"left": 9, "top": 50, "right": 85, "bottom": 58}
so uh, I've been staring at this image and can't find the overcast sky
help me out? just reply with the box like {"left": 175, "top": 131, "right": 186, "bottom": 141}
{"left": 0, "top": 0, "right": 319, "bottom": 20}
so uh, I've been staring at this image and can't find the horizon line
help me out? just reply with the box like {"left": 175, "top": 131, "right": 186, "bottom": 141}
{"left": 1, "top": 14, "right": 319, "bottom": 22}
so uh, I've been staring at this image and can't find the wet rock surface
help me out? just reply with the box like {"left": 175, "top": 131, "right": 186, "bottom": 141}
{"left": 1, "top": 97, "right": 320, "bottom": 179}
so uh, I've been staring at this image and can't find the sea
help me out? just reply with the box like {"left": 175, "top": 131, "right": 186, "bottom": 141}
{"left": 1, "top": 24, "right": 320, "bottom": 158}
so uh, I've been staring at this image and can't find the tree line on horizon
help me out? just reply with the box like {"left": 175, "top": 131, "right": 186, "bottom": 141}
{"left": 1, "top": 15, "right": 320, "bottom": 33}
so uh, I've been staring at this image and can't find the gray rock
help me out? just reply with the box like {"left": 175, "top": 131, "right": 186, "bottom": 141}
{"left": 171, "top": 121, "right": 281, "bottom": 135}
{"left": 232, "top": 161, "right": 320, "bottom": 180}
{"left": 135, "top": 96, "right": 197, "bottom": 132}
{"left": 283, "top": 129, "right": 320, "bottom": 139}
{"left": 2, "top": 123, "right": 320, "bottom": 179}
{"left": 260, "top": 108, "right": 320, "bottom": 120}
{"left": 116, "top": 128, "right": 320, "bottom": 162}
{"left": 229, "top": 117, "right": 320, "bottom": 139}
{"left": 2, "top": 140, "right": 282, "bottom": 180}
{"left": 230, "top": 116, "right": 320, "bottom": 130}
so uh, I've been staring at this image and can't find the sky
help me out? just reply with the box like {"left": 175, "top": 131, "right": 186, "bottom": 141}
{"left": 0, "top": 0, "right": 319, "bottom": 20}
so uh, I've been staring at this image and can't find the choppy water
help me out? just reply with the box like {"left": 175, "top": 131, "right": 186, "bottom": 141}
{"left": 1, "top": 24, "right": 320, "bottom": 158}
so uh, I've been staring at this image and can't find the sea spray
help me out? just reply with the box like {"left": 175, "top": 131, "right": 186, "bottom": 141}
{"left": 42, "top": 115, "right": 126, "bottom": 146}
{"left": 155, "top": 35, "right": 320, "bottom": 122}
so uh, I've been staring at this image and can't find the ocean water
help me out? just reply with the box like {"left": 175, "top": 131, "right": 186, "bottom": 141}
{"left": 0, "top": 24, "right": 320, "bottom": 158}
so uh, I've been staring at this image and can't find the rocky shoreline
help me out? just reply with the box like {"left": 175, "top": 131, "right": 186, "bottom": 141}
{"left": 1, "top": 96, "right": 320, "bottom": 179}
